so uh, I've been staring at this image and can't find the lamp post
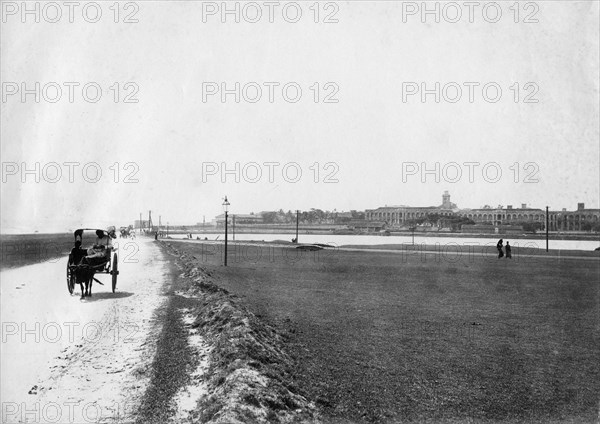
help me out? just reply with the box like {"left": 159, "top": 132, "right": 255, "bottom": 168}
{"left": 295, "top": 210, "right": 299, "bottom": 243}
{"left": 223, "top": 196, "right": 230, "bottom": 266}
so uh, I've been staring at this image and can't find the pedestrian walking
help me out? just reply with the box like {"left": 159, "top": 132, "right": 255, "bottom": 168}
{"left": 505, "top": 241, "right": 512, "bottom": 259}
{"left": 497, "top": 239, "right": 504, "bottom": 258}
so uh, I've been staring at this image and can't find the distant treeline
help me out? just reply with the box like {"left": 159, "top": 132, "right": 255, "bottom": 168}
{"left": 260, "top": 209, "right": 365, "bottom": 224}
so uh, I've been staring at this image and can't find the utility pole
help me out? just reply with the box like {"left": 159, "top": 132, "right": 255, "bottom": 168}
{"left": 295, "top": 210, "right": 299, "bottom": 243}
{"left": 225, "top": 211, "right": 228, "bottom": 265}
{"left": 223, "top": 196, "right": 230, "bottom": 266}
{"left": 232, "top": 215, "right": 235, "bottom": 241}
{"left": 546, "top": 206, "right": 549, "bottom": 252}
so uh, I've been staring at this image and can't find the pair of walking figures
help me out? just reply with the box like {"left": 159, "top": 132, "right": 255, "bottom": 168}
{"left": 497, "top": 239, "right": 512, "bottom": 259}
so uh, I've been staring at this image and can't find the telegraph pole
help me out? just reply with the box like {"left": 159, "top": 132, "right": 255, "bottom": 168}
{"left": 546, "top": 206, "right": 549, "bottom": 252}
{"left": 223, "top": 196, "right": 230, "bottom": 266}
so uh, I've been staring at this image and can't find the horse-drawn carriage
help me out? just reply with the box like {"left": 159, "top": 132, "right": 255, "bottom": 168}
{"left": 119, "top": 226, "right": 135, "bottom": 239}
{"left": 66, "top": 228, "right": 119, "bottom": 299}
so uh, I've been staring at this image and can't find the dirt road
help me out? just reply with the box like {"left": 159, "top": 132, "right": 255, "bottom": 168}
{"left": 1, "top": 238, "right": 170, "bottom": 424}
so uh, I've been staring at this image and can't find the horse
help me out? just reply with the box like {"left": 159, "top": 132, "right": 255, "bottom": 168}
{"left": 75, "top": 262, "right": 95, "bottom": 299}
{"left": 71, "top": 245, "right": 107, "bottom": 299}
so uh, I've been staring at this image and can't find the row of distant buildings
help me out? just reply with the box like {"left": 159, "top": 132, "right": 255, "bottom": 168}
{"left": 364, "top": 191, "right": 600, "bottom": 232}
{"left": 205, "top": 191, "right": 599, "bottom": 233}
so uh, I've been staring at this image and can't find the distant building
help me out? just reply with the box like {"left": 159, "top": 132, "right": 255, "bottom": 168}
{"left": 550, "top": 203, "right": 600, "bottom": 231}
{"left": 365, "top": 191, "right": 457, "bottom": 225}
{"left": 348, "top": 220, "right": 386, "bottom": 232}
{"left": 335, "top": 212, "right": 353, "bottom": 221}
{"left": 456, "top": 204, "right": 545, "bottom": 227}
{"left": 456, "top": 203, "right": 600, "bottom": 231}
{"left": 365, "top": 192, "right": 600, "bottom": 232}
{"left": 213, "top": 213, "right": 263, "bottom": 227}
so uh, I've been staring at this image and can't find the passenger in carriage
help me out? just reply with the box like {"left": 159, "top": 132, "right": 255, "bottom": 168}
{"left": 85, "top": 229, "right": 115, "bottom": 262}
{"left": 86, "top": 244, "right": 107, "bottom": 259}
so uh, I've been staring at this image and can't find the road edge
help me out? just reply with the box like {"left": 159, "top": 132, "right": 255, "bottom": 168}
{"left": 138, "top": 241, "right": 321, "bottom": 424}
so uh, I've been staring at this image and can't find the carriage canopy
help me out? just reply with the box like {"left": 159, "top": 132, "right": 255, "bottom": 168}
{"left": 73, "top": 228, "right": 116, "bottom": 247}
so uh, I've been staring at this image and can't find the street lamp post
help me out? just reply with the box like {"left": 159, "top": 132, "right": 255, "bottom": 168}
{"left": 223, "top": 196, "right": 230, "bottom": 266}
{"left": 295, "top": 210, "right": 299, "bottom": 243}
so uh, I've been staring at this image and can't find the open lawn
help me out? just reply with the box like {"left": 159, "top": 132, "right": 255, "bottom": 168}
{"left": 170, "top": 240, "right": 599, "bottom": 423}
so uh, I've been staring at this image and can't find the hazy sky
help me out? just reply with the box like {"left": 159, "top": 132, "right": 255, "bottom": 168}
{"left": 1, "top": 1, "right": 599, "bottom": 232}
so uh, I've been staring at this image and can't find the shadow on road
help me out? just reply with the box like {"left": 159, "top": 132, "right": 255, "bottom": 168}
{"left": 76, "top": 291, "right": 135, "bottom": 302}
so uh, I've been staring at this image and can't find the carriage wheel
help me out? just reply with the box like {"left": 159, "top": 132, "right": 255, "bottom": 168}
{"left": 112, "top": 253, "right": 118, "bottom": 293}
{"left": 66, "top": 256, "right": 75, "bottom": 295}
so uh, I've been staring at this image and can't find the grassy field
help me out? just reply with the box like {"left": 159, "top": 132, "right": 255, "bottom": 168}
{"left": 0, "top": 233, "right": 73, "bottom": 270}
{"left": 169, "top": 240, "right": 599, "bottom": 423}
